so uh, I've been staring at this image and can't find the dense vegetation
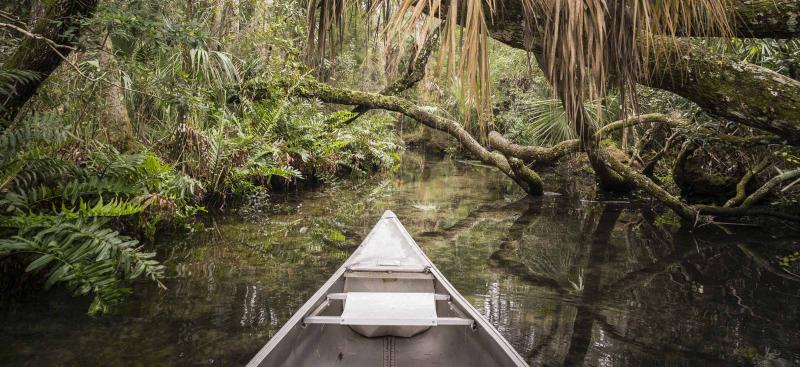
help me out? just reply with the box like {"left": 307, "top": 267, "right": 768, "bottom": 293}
{"left": 0, "top": 0, "right": 403, "bottom": 313}
{"left": 1, "top": 0, "right": 799, "bottom": 313}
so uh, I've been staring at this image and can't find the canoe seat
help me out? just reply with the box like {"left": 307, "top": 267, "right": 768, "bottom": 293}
{"left": 304, "top": 292, "right": 473, "bottom": 338}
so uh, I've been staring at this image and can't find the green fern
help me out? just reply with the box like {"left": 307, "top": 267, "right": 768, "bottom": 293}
{"left": 0, "top": 119, "right": 190, "bottom": 314}
{"left": 0, "top": 216, "right": 164, "bottom": 315}
{"left": 61, "top": 197, "right": 147, "bottom": 218}
{"left": 0, "top": 69, "right": 41, "bottom": 100}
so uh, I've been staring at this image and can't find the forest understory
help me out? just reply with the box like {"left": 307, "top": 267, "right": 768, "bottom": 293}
{"left": 1, "top": 0, "right": 799, "bottom": 314}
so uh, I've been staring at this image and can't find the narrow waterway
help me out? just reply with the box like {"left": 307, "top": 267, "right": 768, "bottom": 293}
{"left": 2, "top": 151, "right": 799, "bottom": 366}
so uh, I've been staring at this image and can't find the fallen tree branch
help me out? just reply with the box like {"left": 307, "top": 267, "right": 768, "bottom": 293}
{"left": 740, "top": 168, "right": 800, "bottom": 208}
{"left": 642, "top": 131, "right": 681, "bottom": 178}
{"left": 724, "top": 157, "right": 775, "bottom": 208}
{"left": 597, "top": 114, "right": 685, "bottom": 136}
{"left": 488, "top": 113, "right": 686, "bottom": 165}
{"left": 600, "top": 149, "right": 800, "bottom": 223}
{"left": 597, "top": 148, "right": 699, "bottom": 221}
{"left": 290, "top": 77, "right": 545, "bottom": 194}
{"left": 488, "top": 131, "right": 578, "bottom": 165}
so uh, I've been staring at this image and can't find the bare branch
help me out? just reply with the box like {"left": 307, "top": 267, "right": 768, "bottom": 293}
{"left": 488, "top": 113, "right": 686, "bottom": 165}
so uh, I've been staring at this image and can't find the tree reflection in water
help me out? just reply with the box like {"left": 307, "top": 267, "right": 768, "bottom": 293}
{"left": 481, "top": 197, "right": 799, "bottom": 366}
{"left": 1, "top": 151, "right": 797, "bottom": 366}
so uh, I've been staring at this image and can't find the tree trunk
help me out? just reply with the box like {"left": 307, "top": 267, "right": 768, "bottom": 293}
{"left": 98, "top": 35, "right": 136, "bottom": 151}
{"left": 461, "top": 0, "right": 800, "bottom": 144}
{"left": 648, "top": 39, "right": 800, "bottom": 145}
{"left": 230, "top": 0, "right": 240, "bottom": 40}
{"left": 731, "top": 0, "right": 800, "bottom": 39}
{"left": 212, "top": 0, "right": 226, "bottom": 49}
{"left": 1, "top": 0, "right": 100, "bottom": 121}
{"left": 29, "top": 0, "right": 45, "bottom": 24}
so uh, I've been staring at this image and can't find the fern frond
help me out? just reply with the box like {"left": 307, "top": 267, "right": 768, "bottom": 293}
{"left": 0, "top": 69, "right": 41, "bottom": 98}
{"left": 61, "top": 197, "right": 146, "bottom": 218}
{"left": 0, "top": 217, "right": 165, "bottom": 315}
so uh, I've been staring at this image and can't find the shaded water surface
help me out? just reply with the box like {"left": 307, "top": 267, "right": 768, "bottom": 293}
{"left": 2, "top": 151, "right": 799, "bottom": 366}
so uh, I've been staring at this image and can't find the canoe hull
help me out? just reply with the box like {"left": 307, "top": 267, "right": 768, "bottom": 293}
{"left": 247, "top": 211, "right": 528, "bottom": 367}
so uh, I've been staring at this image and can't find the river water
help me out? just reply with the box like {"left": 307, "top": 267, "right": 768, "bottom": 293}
{"left": 2, "top": 151, "right": 799, "bottom": 366}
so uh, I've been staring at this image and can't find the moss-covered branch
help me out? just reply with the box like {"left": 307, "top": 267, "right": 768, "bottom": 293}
{"left": 597, "top": 148, "right": 699, "bottom": 221}
{"left": 488, "top": 131, "right": 579, "bottom": 165}
{"left": 740, "top": 168, "right": 800, "bottom": 208}
{"left": 489, "top": 114, "right": 685, "bottom": 165}
{"left": 732, "top": 0, "right": 800, "bottom": 39}
{"left": 290, "top": 77, "right": 545, "bottom": 195}
{"left": 724, "top": 157, "right": 775, "bottom": 208}
{"left": 648, "top": 39, "right": 800, "bottom": 145}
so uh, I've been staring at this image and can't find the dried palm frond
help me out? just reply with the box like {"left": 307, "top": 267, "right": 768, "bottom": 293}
{"left": 308, "top": 0, "right": 733, "bottom": 139}
{"left": 306, "top": 0, "right": 497, "bottom": 133}
{"left": 305, "top": 0, "right": 350, "bottom": 76}
{"left": 540, "top": 0, "right": 732, "bottom": 142}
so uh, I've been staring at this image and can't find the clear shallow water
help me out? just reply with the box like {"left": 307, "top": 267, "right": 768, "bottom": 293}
{"left": 2, "top": 151, "right": 799, "bottom": 366}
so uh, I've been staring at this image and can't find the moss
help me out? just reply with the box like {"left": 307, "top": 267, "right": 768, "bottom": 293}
{"left": 653, "top": 212, "right": 681, "bottom": 230}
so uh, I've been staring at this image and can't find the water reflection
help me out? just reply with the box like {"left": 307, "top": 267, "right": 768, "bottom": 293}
{"left": 483, "top": 198, "right": 800, "bottom": 366}
{"left": 0, "top": 151, "right": 798, "bottom": 366}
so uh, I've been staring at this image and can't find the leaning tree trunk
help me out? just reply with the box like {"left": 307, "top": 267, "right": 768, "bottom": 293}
{"left": 212, "top": 0, "right": 226, "bottom": 50}
{"left": 470, "top": 0, "right": 800, "bottom": 145}
{"left": 648, "top": 39, "right": 800, "bottom": 145}
{"left": 231, "top": 0, "right": 241, "bottom": 40}
{"left": 1, "top": 0, "right": 100, "bottom": 121}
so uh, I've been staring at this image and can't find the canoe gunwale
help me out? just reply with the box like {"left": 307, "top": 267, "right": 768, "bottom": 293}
{"left": 246, "top": 210, "right": 529, "bottom": 367}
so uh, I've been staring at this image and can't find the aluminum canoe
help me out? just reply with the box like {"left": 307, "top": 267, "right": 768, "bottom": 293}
{"left": 246, "top": 210, "right": 528, "bottom": 367}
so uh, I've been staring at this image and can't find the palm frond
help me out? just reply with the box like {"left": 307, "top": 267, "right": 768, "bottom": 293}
{"left": 309, "top": 0, "right": 733, "bottom": 137}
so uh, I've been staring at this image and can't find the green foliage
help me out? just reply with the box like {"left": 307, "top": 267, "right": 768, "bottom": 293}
{"left": 496, "top": 96, "right": 620, "bottom": 147}
{"left": 724, "top": 38, "right": 800, "bottom": 79}
{"left": 0, "top": 217, "right": 164, "bottom": 315}
{"left": 0, "top": 117, "right": 199, "bottom": 314}
{"left": 653, "top": 211, "right": 681, "bottom": 230}
{"left": 777, "top": 251, "right": 800, "bottom": 268}
{"left": 0, "top": 69, "right": 40, "bottom": 104}
{"left": 0, "top": 0, "right": 400, "bottom": 313}
{"left": 488, "top": 46, "right": 625, "bottom": 147}
{"left": 784, "top": 152, "right": 800, "bottom": 167}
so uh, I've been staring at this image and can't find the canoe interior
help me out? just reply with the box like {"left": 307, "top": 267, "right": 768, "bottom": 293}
{"left": 248, "top": 211, "right": 527, "bottom": 367}
{"left": 254, "top": 274, "right": 522, "bottom": 367}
